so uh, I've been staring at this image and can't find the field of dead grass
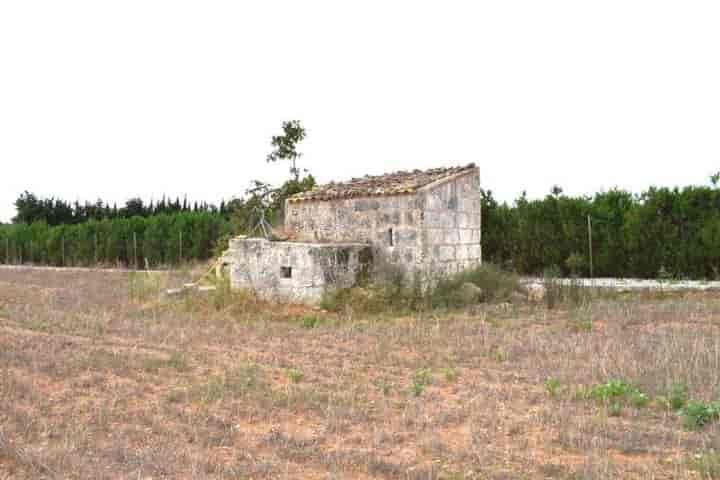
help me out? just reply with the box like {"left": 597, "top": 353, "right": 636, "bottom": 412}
{"left": 2, "top": 268, "right": 720, "bottom": 479}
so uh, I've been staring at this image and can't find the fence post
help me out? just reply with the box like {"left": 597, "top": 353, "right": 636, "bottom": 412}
{"left": 179, "top": 230, "right": 183, "bottom": 264}
{"left": 62, "top": 236, "right": 65, "bottom": 266}
{"left": 587, "top": 214, "right": 593, "bottom": 278}
{"left": 94, "top": 233, "right": 98, "bottom": 265}
{"left": 133, "top": 232, "right": 138, "bottom": 269}
{"left": 5, "top": 237, "right": 8, "bottom": 265}
{"left": 29, "top": 240, "right": 33, "bottom": 264}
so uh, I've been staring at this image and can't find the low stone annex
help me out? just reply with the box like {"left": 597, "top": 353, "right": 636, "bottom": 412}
{"left": 220, "top": 163, "right": 481, "bottom": 303}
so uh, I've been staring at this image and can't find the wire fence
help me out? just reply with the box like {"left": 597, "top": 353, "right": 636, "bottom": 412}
{"left": 0, "top": 213, "right": 232, "bottom": 269}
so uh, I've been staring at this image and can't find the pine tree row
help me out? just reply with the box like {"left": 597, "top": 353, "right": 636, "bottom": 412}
{"left": 11, "top": 191, "right": 231, "bottom": 226}
{"left": 0, "top": 212, "right": 233, "bottom": 268}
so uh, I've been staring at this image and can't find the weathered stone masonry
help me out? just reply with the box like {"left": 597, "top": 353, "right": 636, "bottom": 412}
{"left": 417, "top": 167, "right": 482, "bottom": 275}
{"left": 284, "top": 165, "right": 481, "bottom": 276}
{"left": 220, "top": 237, "right": 371, "bottom": 303}
{"left": 220, "top": 164, "right": 481, "bottom": 303}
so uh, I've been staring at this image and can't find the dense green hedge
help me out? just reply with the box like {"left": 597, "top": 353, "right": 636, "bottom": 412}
{"left": 0, "top": 212, "right": 232, "bottom": 268}
{"left": 4, "top": 183, "right": 720, "bottom": 279}
{"left": 482, "top": 185, "right": 720, "bottom": 279}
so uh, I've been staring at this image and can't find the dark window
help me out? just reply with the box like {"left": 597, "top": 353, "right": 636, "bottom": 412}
{"left": 281, "top": 266, "right": 292, "bottom": 278}
{"left": 388, "top": 228, "right": 394, "bottom": 246}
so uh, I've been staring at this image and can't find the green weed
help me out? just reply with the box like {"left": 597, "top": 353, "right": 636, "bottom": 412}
{"left": 410, "top": 368, "right": 433, "bottom": 397}
{"left": 608, "top": 401, "right": 623, "bottom": 417}
{"left": 584, "top": 379, "right": 650, "bottom": 415}
{"left": 590, "top": 379, "right": 638, "bottom": 403}
{"left": 374, "top": 378, "right": 393, "bottom": 396}
{"left": 544, "top": 378, "right": 561, "bottom": 398}
{"left": 492, "top": 347, "right": 510, "bottom": 362}
{"left": 443, "top": 367, "right": 459, "bottom": 383}
{"left": 630, "top": 390, "right": 650, "bottom": 408}
{"left": 682, "top": 400, "right": 720, "bottom": 430}
{"left": 286, "top": 368, "right": 304, "bottom": 384}
{"left": 300, "top": 315, "right": 321, "bottom": 329}
{"left": 657, "top": 383, "right": 688, "bottom": 411}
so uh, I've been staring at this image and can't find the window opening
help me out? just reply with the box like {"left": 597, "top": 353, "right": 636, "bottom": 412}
{"left": 388, "top": 228, "right": 394, "bottom": 246}
{"left": 281, "top": 266, "right": 292, "bottom": 278}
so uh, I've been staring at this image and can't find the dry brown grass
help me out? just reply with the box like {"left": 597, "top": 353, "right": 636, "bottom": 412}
{"left": 2, "top": 268, "right": 720, "bottom": 478}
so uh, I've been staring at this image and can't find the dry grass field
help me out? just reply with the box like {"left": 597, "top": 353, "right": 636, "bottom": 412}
{"left": 2, "top": 267, "right": 720, "bottom": 479}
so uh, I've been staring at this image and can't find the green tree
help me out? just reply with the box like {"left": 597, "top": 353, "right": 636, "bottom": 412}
{"left": 266, "top": 120, "right": 307, "bottom": 181}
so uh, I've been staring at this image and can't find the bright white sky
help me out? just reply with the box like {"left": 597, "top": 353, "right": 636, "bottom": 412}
{"left": 1, "top": 1, "right": 719, "bottom": 222}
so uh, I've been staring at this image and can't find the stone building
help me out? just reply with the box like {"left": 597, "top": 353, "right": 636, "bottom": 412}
{"left": 220, "top": 163, "right": 481, "bottom": 303}
{"left": 220, "top": 237, "right": 372, "bottom": 303}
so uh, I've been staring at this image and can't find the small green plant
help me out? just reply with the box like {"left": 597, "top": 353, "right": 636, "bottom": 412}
{"left": 374, "top": 378, "right": 393, "bottom": 396}
{"left": 682, "top": 400, "right": 720, "bottom": 430}
{"left": 657, "top": 383, "right": 688, "bottom": 411}
{"left": 567, "top": 313, "right": 593, "bottom": 332}
{"left": 410, "top": 368, "right": 433, "bottom": 397}
{"left": 608, "top": 401, "right": 623, "bottom": 417}
{"left": 286, "top": 368, "right": 304, "bottom": 384}
{"left": 300, "top": 315, "right": 320, "bottom": 329}
{"left": 630, "top": 390, "right": 650, "bottom": 408}
{"left": 443, "top": 367, "right": 459, "bottom": 383}
{"left": 492, "top": 347, "right": 509, "bottom": 362}
{"left": 585, "top": 379, "right": 649, "bottom": 414}
{"left": 544, "top": 377, "right": 561, "bottom": 398}
{"left": 590, "top": 379, "right": 635, "bottom": 403}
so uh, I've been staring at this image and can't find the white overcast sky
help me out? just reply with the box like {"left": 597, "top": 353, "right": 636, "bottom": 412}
{"left": 1, "top": 1, "right": 719, "bottom": 222}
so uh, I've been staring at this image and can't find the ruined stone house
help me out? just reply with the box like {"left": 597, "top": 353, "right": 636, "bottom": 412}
{"left": 220, "top": 163, "right": 481, "bottom": 303}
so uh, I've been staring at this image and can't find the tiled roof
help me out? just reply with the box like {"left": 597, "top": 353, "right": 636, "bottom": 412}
{"left": 287, "top": 163, "right": 477, "bottom": 202}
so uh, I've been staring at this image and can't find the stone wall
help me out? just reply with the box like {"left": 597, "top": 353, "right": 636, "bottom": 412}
{"left": 284, "top": 168, "right": 481, "bottom": 277}
{"left": 219, "top": 237, "right": 371, "bottom": 303}
{"left": 284, "top": 193, "right": 424, "bottom": 269}
{"left": 417, "top": 168, "right": 482, "bottom": 276}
